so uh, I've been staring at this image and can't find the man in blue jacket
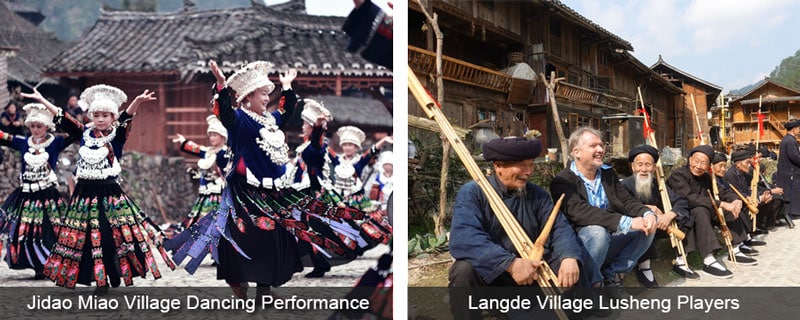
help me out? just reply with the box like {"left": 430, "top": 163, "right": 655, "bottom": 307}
{"left": 449, "top": 137, "right": 599, "bottom": 319}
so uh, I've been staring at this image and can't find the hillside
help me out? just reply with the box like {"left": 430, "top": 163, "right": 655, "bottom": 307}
{"left": 25, "top": 0, "right": 252, "bottom": 41}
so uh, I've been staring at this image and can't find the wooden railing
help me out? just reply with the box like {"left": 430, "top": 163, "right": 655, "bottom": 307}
{"left": 408, "top": 45, "right": 512, "bottom": 93}
{"left": 555, "top": 81, "right": 628, "bottom": 112}
{"left": 768, "top": 113, "right": 788, "bottom": 137}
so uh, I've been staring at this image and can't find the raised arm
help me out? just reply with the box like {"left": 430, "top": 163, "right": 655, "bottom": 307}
{"left": 20, "top": 88, "right": 60, "bottom": 116}
{"left": 172, "top": 133, "right": 205, "bottom": 158}
{"left": 275, "top": 69, "right": 298, "bottom": 129}
{"left": 209, "top": 60, "right": 236, "bottom": 130}
{"left": 21, "top": 88, "right": 83, "bottom": 137}
{"left": 125, "top": 89, "right": 156, "bottom": 115}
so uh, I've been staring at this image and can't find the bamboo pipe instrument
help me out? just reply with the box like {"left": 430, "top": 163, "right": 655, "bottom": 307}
{"left": 707, "top": 190, "right": 736, "bottom": 266}
{"left": 727, "top": 184, "right": 759, "bottom": 216}
{"left": 637, "top": 88, "right": 687, "bottom": 260}
{"left": 408, "top": 67, "right": 568, "bottom": 320}
{"left": 690, "top": 94, "right": 706, "bottom": 145}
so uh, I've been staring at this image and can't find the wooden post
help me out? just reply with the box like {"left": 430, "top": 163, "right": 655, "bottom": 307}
{"left": 418, "top": 0, "right": 449, "bottom": 237}
{"left": 540, "top": 71, "right": 568, "bottom": 167}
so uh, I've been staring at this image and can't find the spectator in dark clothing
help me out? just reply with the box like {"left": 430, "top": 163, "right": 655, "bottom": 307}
{"left": 0, "top": 101, "right": 24, "bottom": 136}
{"left": 64, "top": 95, "right": 85, "bottom": 124}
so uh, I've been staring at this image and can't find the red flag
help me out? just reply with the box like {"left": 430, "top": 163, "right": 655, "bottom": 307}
{"left": 641, "top": 106, "right": 653, "bottom": 138}
{"left": 757, "top": 108, "right": 766, "bottom": 137}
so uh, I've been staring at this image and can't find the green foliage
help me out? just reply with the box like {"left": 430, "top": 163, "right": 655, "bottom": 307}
{"left": 121, "top": 0, "right": 158, "bottom": 12}
{"left": 26, "top": 0, "right": 252, "bottom": 41}
{"left": 770, "top": 49, "right": 800, "bottom": 91}
{"left": 529, "top": 161, "right": 564, "bottom": 193}
{"left": 408, "top": 233, "right": 448, "bottom": 256}
{"left": 408, "top": 129, "right": 471, "bottom": 237}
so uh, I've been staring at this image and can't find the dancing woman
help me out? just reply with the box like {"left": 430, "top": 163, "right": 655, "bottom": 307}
{"left": 0, "top": 99, "right": 76, "bottom": 279}
{"left": 172, "top": 115, "right": 229, "bottom": 231}
{"left": 28, "top": 85, "right": 174, "bottom": 292}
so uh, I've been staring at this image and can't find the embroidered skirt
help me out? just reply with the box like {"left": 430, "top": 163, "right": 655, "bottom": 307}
{"left": 307, "top": 188, "right": 393, "bottom": 250}
{"left": 180, "top": 192, "right": 221, "bottom": 231}
{"left": 42, "top": 179, "right": 175, "bottom": 288}
{"left": 1, "top": 187, "right": 65, "bottom": 272}
{"left": 165, "top": 176, "right": 378, "bottom": 285}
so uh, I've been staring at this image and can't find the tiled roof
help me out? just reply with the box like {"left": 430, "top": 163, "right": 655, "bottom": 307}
{"left": 0, "top": 1, "right": 69, "bottom": 83}
{"left": 306, "top": 95, "right": 392, "bottom": 128}
{"left": 44, "top": 2, "right": 390, "bottom": 78}
{"left": 651, "top": 55, "right": 722, "bottom": 92}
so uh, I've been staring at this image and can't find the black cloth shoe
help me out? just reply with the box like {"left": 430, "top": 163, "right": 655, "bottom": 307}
{"left": 603, "top": 275, "right": 628, "bottom": 299}
{"left": 739, "top": 246, "right": 759, "bottom": 256}
{"left": 752, "top": 229, "right": 769, "bottom": 235}
{"left": 730, "top": 254, "right": 758, "bottom": 266}
{"left": 744, "top": 239, "right": 767, "bottom": 246}
{"left": 672, "top": 264, "right": 700, "bottom": 280}
{"left": 635, "top": 268, "right": 659, "bottom": 289}
{"left": 701, "top": 263, "right": 733, "bottom": 279}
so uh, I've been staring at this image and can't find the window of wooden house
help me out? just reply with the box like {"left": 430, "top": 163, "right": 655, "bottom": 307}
{"left": 478, "top": 108, "right": 497, "bottom": 128}
{"left": 568, "top": 72, "right": 578, "bottom": 85}
{"left": 599, "top": 51, "right": 610, "bottom": 68}
{"left": 597, "top": 77, "right": 611, "bottom": 91}
{"left": 568, "top": 113, "right": 600, "bottom": 132}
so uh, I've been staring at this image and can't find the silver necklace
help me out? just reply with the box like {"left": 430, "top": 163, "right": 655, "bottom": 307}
{"left": 83, "top": 127, "right": 116, "bottom": 147}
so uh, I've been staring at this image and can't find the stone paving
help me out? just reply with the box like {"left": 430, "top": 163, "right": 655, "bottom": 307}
{"left": 0, "top": 244, "right": 390, "bottom": 288}
{"left": 667, "top": 224, "right": 800, "bottom": 287}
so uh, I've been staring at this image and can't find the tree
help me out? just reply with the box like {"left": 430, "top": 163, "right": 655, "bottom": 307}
{"left": 121, "top": 0, "right": 158, "bottom": 12}
{"left": 769, "top": 49, "right": 800, "bottom": 90}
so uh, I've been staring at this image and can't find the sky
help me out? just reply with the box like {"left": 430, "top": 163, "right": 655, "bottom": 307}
{"left": 558, "top": 0, "right": 800, "bottom": 93}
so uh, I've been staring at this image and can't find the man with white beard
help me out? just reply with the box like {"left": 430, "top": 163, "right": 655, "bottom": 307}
{"left": 621, "top": 145, "right": 693, "bottom": 288}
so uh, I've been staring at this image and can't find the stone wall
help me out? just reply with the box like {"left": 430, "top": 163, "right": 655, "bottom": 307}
{"left": 0, "top": 144, "right": 196, "bottom": 225}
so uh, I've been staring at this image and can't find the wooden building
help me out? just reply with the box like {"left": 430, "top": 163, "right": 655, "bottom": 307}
{"left": 651, "top": 55, "right": 722, "bottom": 150}
{"left": 726, "top": 79, "right": 800, "bottom": 149}
{"left": 43, "top": 0, "right": 392, "bottom": 157}
{"left": 408, "top": 0, "right": 683, "bottom": 159}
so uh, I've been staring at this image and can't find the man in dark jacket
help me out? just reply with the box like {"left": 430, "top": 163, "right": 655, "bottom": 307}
{"left": 777, "top": 119, "right": 800, "bottom": 217}
{"left": 622, "top": 144, "right": 694, "bottom": 288}
{"left": 667, "top": 145, "right": 743, "bottom": 279}
{"left": 449, "top": 137, "right": 598, "bottom": 319}
{"left": 724, "top": 149, "right": 782, "bottom": 234}
{"left": 550, "top": 127, "right": 655, "bottom": 298}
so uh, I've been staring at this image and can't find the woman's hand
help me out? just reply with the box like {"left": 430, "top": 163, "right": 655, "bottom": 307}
{"left": 210, "top": 60, "right": 226, "bottom": 85}
{"left": 279, "top": 69, "right": 297, "bottom": 88}
{"left": 127, "top": 89, "right": 157, "bottom": 114}
{"left": 172, "top": 133, "right": 186, "bottom": 144}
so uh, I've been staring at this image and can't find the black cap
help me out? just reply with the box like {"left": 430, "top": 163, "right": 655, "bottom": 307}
{"left": 688, "top": 145, "right": 714, "bottom": 162}
{"left": 712, "top": 152, "right": 728, "bottom": 164}
{"left": 628, "top": 144, "right": 659, "bottom": 163}
{"left": 731, "top": 149, "right": 754, "bottom": 162}
{"left": 483, "top": 137, "right": 542, "bottom": 161}
{"left": 785, "top": 119, "right": 800, "bottom": 130}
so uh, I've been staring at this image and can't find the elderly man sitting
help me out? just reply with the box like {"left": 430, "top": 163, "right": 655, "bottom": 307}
{"left": 449, "top": 137, "right": 600, "bottom": 319}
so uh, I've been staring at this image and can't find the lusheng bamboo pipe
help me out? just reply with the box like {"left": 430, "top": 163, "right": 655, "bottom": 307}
{"left": 637, "top": 87, "right": 687, "bottom": 262}
{"left": 708, "top": 190, "right": 737, "bottom": 266}
{"left": 409, "top": 67, "right": 568, "bottom": 320}
{"left": 727, "top": 184, "right": 759, "bottom": 216}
